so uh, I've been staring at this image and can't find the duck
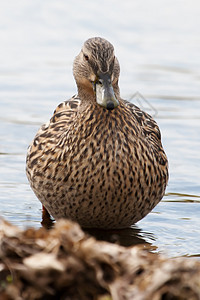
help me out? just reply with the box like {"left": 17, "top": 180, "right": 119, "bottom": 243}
{"left": 26, "top": 37, "right": 168, "bottom": 229}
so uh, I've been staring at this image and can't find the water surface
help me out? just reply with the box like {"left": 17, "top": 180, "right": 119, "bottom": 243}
{"left": 0, "top": 0, "right": 200, "bottom": 257}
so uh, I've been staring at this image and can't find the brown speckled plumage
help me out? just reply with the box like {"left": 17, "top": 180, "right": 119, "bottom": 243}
{"left": 26, "top": 37, "right": 168, "bottom": 228}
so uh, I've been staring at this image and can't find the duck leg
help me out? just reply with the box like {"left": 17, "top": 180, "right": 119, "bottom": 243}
{"left": 41, "top": 205, "right": 54, "bottom": 229}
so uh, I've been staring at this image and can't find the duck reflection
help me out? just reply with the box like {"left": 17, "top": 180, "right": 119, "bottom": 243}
{"left": 41, "top": 209, "right": 155, "bottom": 249}
{"left": 84, "top": 226, "right": 154, "bottom": 248}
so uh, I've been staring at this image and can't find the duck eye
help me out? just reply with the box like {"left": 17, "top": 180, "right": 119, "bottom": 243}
{"left": 84, "top": 54, "right": 89, "bottom": 61}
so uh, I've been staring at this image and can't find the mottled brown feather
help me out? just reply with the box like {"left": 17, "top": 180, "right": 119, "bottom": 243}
{"left": 26, "top": 38, "right": 168, "bottom": 228}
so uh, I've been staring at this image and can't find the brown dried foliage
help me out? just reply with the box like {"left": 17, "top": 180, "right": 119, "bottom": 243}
{"left": 0, "top": 218, "right": 199, "bottom": 300}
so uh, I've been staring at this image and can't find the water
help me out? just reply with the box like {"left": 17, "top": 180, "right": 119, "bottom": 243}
{"left": 0, "top": 0, "right": 200, "bottom": 257}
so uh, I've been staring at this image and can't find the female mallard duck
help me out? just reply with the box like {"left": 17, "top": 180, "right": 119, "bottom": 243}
{"left": 26, "top": 37, "right": 168, "bottom": 229}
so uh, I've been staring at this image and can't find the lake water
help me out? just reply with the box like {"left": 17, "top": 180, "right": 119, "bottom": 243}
{"left": 0, "top": 0, "right": 200, "bottom": 258}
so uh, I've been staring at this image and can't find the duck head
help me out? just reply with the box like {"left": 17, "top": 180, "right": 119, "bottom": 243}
{"left": 73, "top": 37, "right": 120, "bottom": 110}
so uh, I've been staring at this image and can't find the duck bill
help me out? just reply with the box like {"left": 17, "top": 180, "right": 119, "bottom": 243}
{"left": 94, "top": 74, "right": 119, "bottom": 110}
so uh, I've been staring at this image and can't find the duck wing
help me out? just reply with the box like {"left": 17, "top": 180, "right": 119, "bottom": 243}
{"left": 122, "top": 99, "right": 167, "bottom": 166}
{"left": 50, "top": 95, "right": 81, "bottom": 123}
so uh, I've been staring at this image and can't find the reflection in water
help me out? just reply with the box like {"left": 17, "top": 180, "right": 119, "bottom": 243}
{"left": 164, "top": 193, "right": 200, "bottom": 203}
{"left": 84, "top": 227, "right": 155, "bottom": 249}
{"left": 182, "top": 254, "right": 200, "bottom": 259}
{"left": 41, "top": 210, "right": 155, "bottom": 249}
